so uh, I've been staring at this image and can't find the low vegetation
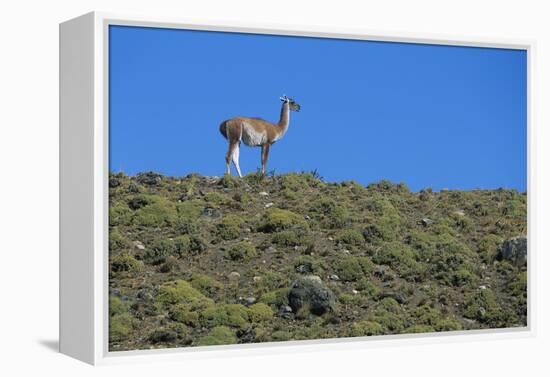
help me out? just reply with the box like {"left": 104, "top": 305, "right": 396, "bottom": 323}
{"left": 108, "top": 172, "right": 527, "bottom": 351}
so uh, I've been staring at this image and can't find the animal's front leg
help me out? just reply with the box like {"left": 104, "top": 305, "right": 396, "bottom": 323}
{"left": 261, "top": 144, "right": 270, "bottom": 175}
{"left": 232, "top": 143, "right": 243, "bottom": 178}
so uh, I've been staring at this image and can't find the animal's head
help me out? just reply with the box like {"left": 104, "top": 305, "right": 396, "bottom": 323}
{"left": 280, "top": 95, "right": 301, "bottom": 112}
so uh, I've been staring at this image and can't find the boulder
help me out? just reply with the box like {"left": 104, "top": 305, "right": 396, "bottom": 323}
{"left": 136, "top": 172, "right": 162, "bottom": 186}
{"left": 499, "top": 236, "right": 527, "bottom": 266}
{"left": 288, "top": 275, "right": 336, "bottom": 315}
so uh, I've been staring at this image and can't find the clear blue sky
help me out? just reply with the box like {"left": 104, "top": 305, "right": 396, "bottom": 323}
{"left": 109, "top": 25, "right": 527, "bottom": 192}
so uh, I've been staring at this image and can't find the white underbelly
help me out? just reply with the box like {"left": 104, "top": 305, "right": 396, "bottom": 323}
{"left": 241, "top": 123, "right": 267, "bottom": 146}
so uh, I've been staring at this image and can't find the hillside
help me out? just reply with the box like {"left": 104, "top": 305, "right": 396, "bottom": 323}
{"left": 108, "top": 171, "right": 527, "bottom": 351}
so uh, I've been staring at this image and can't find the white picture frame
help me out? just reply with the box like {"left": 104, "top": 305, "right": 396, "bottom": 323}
{"left": 59, "top": 11, "right": 535, "bottom": 365}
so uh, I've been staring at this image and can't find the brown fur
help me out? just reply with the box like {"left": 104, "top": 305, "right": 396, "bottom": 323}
{"left": 220, "top": 99, "right": 299, "bottom": 176}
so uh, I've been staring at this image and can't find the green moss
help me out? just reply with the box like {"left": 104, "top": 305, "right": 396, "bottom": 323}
{"left": 247, "top": 303, "right": 274, "bottom": 323}
{"left": 200, "top": 304, "right": 249, "bottom": 329}
{"left": 156, "top": 280, "right": 213, "bottom": 311}
{"left": 260, "top": 208, "right": 307, "bottom": 232}
{"left": 110, "top": 253, "right": 143, "bottom": 273}
{"left": 196, "top": 326, "right": 237, "bottom": 346}
{"left": 349, "top": 320, "right": 383, "bottom": 337}
{"left": 226, "top": 241, "right": 257, "bottom": 261}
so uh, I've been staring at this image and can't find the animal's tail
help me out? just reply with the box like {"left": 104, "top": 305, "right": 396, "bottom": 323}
{"left": 219, "top": 121, "right": 228, "bottom": 140}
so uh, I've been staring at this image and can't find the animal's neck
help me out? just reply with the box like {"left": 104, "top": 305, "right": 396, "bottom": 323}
{"left": 277, "top": 102, "right": 290, "bottom": 136}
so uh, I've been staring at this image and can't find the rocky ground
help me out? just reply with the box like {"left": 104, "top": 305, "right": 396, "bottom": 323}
{"left": 108, "top": 171, "right": 527, "bottom": 351}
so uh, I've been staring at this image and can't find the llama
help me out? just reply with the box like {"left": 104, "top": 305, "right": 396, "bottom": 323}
{"left": 219, "top": 95, "right": 301, "bottom": 177}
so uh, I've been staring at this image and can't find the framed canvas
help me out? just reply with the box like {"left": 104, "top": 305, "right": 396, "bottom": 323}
{"left": 59, "top": 11, "right": 534, "bottom": 365}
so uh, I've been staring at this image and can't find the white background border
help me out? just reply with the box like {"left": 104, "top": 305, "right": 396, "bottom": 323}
{"left": 97, "top": 12, "right": 534, "bottom": 365}
{"left": 1, "top": 1, "right": 547, "bottom": 376}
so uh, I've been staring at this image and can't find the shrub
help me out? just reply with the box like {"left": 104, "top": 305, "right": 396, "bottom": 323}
{"left": 109, "top": 313, "right": 136, "bottom": 342}
{"left": 110, "top": 253, "right": 143, "bottom": 273}
{"left": 451, "top": 268, "right": 477, "bottom": 287}
{"left": 196, "top": 326, "right": 237, "bottom": 346}
{"left": 200, "top": 304, "right": 249, "bottom": 329}
{"left": 272, "top": 230, "right": 311, "bottom": 247}
{"left": 335, "top": 228, "right": 365, "bottom": 247}
{"left": 356, "top": 279, "right": 381, "bottom": 297}
{"left": 463, "top": 289, "right": 503, "bottom": 325}
{"left": 349, "top": 320, "right": 384, "bottom": 337}
{"left": 371, "top": 242, "right": 425, "bottom": 281}
{"left": 404, "top": 325, "right": 435, "bottom": 334}
{"left": 226, "top": 241, "right": 257, "bottom": 261}
{"left": 260, "top": 208, "right": 307, "bottom": 232}
{"left": 259, "top": 288, "right": 290, "bottom": 309}
{"left": 134, "top": 196, "right": 178, "bottom": 227}
{"left": 247, "top": 303, "right": 274, "bottom": 323}
{"left": 413, "top": 305, "right": 441, "bottom": 326}
{"left": 217, "top": 215, "right": 244, "bottom": 240}
{"left": 169, "top": 304, "right": 200, "bottom": 327}
{"left": 204, "top": 191, "right": 231, "bottom": 205}
{"left": 190, "top": 274, "right": 223, "bottom": 297}
{"left": 294, "top": 255, "right": 324, "bottom": 274}
{"left": 334, "top": 256, "right": 372, "bottom": 282}
{"left": 109, "top": 202, "right": 133, "bottom": 226}
{"left": 109, "top": 229, "right": 130, "bottom": 252}
{"left": 308, "top": 198, "right": 350, "bottom": 229}
{"left": 434, "top": 318, "right": 462, "bottom": 331}
{"left": 143, "top": 239, "right": 177, "bottom": 265}
{"left": 148, "top": 328, "right": 178, "bottom": 344}
{"left": 109, "top": 296, "right": 127, "bottom": 317}
{"left": 156, "top": 280, "right": 213, "bottom": 311}
{"left": 219, "top": 174, "right": 239, "bottom": 189}
{"left": 127, "top": 195, "right": 150, "bottom": 210}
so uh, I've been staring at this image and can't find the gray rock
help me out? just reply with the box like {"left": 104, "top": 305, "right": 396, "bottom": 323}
{"left": 421, "top": 218, "right": 435, "bottom": 226}
{"left": 136, "top": 172, "right": 162, "bottom": 186}
{"left": 228, "top": 271, "right": 241, "bottom": 280}
{"left": 201, "top": 207, "right": 221, "bottom": 218}
{"left": 288, "top": 275, "right": 336, "bottom": 315}
{"left": 499, "top": 236, "right": 527, "bottom": 266}
{"left": 133, "top": 241, "right": 145, "bottom": 250}
{"left": 329, "top": 274, "right": 340, "bottom": 281}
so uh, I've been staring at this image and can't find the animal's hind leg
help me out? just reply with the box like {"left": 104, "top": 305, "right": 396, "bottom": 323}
{"left": 225, "top": 142, "right": 236, "bottom": 175}
{"left": 231, "top": 143, "right": 243, "bottom": 178}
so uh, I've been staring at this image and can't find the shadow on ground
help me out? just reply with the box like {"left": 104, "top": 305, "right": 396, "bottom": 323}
{"left": 38, "top": 339, "right": 59, "bottom": 352}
